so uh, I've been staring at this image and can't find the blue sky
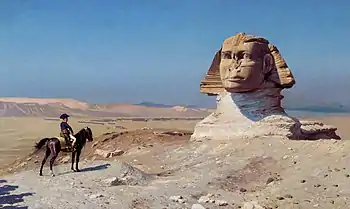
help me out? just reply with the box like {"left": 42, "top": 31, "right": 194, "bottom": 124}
{"left": 0, "top": 1, "right": 349, "bottom": 106}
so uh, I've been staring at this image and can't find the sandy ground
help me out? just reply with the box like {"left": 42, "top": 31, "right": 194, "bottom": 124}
{"left": 0, "top": 115, "right": 348, "bottom": 168}
{"left": 0, "top": 117, "right": 197, "bottom": 167}
{"left": 1, "top": 115, "right": 350, "bottom": 209}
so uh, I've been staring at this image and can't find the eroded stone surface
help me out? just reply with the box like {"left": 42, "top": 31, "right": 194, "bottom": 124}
{"left": 191, "top": 90, "right": 303, "bottom": 140}
{"left": 107, "top": 163, "right": 153, "bottom": 186}
{"left": 200, "top": 32, "right": 295, "bottom": 95}
{"left": 193, "top": 32, "right": 340, "bottom": 141}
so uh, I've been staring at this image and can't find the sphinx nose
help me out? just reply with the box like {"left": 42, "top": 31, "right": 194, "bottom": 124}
{"left": 229, "top": 63, "right": 241, "bottom": 73}
{"left": 235, "top": 60, "right": 242, "bottom": 68}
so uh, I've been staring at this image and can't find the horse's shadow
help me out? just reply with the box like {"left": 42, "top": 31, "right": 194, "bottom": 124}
{"left": 58, "top": 163, "right": 111, "bottom": 176}
{"left": 0, "top": 179, "right": 34, "bottom": 209}
{"left": 79, "top": 163, "right": 111, "bottom": 172}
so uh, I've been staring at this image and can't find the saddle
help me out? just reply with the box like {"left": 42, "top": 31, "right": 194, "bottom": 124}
{"left": 58, "top": 133, "right": 76, "bottom": 151}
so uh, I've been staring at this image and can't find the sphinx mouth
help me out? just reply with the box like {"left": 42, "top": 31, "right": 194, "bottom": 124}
{"left": 226, "top": 75, "right": 245, "bottom": 82}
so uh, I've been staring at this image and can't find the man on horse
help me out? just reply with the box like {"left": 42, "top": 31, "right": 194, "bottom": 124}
{"left": 59, "top": 113, "right": 76, "bottom": 150}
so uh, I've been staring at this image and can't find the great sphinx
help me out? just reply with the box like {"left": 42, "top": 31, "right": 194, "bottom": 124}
{"left": 191, "top": 32, "right": 340, "bottom": 141}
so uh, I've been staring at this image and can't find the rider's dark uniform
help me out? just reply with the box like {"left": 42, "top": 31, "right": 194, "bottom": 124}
{"left": 59, "top": 114, "right": 74, "bottom": 147}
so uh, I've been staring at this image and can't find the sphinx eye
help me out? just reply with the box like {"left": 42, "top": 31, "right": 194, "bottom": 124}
{"left": 243, "top": 52, "right": 251, "bottom": 59}
{"left": 221, "top": 51, "right": 232, "bottom": 59}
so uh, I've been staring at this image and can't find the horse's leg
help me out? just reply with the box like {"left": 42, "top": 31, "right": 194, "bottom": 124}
{"left": 39, "top": 147, "right": 51, "bottom": 176}
{"left": 49, "top": 142, "right": 59, "bottom": 177}
{"left": 75, "top": 148, "right": 81, "bottom": 172}
{"left": 71, "top": 151, "right": 76, "bottom": 171}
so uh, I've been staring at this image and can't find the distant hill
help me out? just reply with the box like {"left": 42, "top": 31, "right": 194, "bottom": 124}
{"left": 285, "top": 105, "right": 350, "bottom": 113}
{"left": 0, "top": 98, "right": 210, "bottom": 118}
{"left": 136, "top": 102, "right": 199, "bottom": 108}
{"left": 0, "top": 97, "right": 348, "bottom": 118}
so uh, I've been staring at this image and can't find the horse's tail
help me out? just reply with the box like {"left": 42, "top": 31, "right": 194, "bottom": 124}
{"left": 35, "top": 138, "right": 49, "bottom": 150}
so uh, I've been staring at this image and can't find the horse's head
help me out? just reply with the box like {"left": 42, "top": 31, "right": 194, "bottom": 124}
{"left": 84, "top": 127, "right": 93, "bottom": 142}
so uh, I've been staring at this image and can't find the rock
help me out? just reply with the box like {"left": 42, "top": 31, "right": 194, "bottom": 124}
{"left": 19, "top": 162, "right": 27, "bottom": 167}
{"left": 89, "top": 194, "right": 104, "bottom": 199}
{"left": 299, "top": 120, "right": 340, "bottom": 140}
{"left": 240, "top": 188, "right": 247, "bottom": 192}
{"left": 243, "top": 201, "right": 264, "bottom": 209}
{"left": 107, "top": 163, "right": 152, "bottom": 186}
{"left": 198, "top": 195, "right": 210, "bottom": 204}
{"left": 285, "top": 194, "right": 293, "bottom": 199}
{"left": 178, "top": 199, "right": 186, "bottom": 204}
{"left": 60, "top": 156, "right": 70, "bottom": 163}
{"left": 266, "top": 177, "right": 274, "bottom": 185}
{"left": 91, "top": 141, "right": 99, "bottom": 148}
{"left": 190, "top": 32, "right": 340, "bottom": 141}
{"left": 169, "top": 196, "right": 186, "bottom": 203}
{"left": 95, "top": 149, "right": 112, "bottom": 158}
{"left": 110, "top": 149, "right": 124, "bottom": 157}
{"left": 276, "top": 196, "right": 284, "bottom": 200}
{"left": 198, "top": 194, "right": 215, "bottom": 204}
{"left": 216, "top": 200, "right": 228, "bottom": 206}
{"left": 192, "top": 204, "right": 206, "bottom": 209}
{"left": 95, "top": 149, "right": 124, "bottom": 158}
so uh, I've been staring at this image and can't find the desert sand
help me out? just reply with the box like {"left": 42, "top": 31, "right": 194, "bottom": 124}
{"left": 0, "top": 114, "right": 349, "bottom": 209}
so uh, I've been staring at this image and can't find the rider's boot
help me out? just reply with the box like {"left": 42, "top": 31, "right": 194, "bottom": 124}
{"left": 65, "top": 138, "right": 72, "bottom": 150}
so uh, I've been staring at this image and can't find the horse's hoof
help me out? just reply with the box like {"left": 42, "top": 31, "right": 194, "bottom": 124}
{"left": 76, "top": 169, "right": 81, "bottom": 172}
{"left": 39, "top": 173, "right": 43, "bottom": 176}
{"left": 51, "top": 174, "right": 55, "bottom": 177}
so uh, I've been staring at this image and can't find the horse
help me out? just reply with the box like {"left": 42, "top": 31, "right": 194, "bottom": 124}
{"left": 34, "top": 127, "right": 93, "bottom": 177}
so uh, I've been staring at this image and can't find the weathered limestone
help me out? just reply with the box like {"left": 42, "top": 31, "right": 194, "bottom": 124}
{"left": 191, "top": 89, "right": 303, "bottom": 140}
{"left": 192, "top": 32, "right": 340, "bottom": 141}
{"left": 200, "top": 33, "right": 295, "bottom": 95}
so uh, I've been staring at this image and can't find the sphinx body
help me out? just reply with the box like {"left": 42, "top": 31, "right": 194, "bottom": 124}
{"left": 191, "top": 33, "right": 340, "bottom": 141}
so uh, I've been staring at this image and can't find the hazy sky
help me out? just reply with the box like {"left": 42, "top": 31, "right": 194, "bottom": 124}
{"left": 0, "top": 1, "right": 349, "bottom": 106}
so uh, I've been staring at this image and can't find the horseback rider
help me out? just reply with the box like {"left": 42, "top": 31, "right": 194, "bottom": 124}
{"left": 59, "top": 113, "right": 76, "bottom": 149}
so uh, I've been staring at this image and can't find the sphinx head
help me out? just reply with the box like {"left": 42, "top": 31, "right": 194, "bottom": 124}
{"left": 200, "top": 33, "right": 295, "bottom": 94}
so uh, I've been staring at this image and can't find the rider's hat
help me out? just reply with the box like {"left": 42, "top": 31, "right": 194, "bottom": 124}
{"left": 59, "top": 113, "right": 70, "bottom": 119}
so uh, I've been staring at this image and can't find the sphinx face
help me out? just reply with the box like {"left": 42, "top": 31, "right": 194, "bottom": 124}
{"left": 220, "top": 41, "right": 272, "bottom": 92}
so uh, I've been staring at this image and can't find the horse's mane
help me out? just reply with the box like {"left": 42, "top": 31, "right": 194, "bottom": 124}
{"left": 74, "top": 127, "right": 88, "bottom": 136}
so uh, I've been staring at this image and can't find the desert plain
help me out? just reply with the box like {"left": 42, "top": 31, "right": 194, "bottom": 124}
{"left": 1, "top": 111, "right": 350, "bottom": 209}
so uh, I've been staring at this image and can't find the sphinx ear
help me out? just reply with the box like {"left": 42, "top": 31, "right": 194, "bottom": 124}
{"left": 263, "top": 54, "right": 274, "bottom": 74}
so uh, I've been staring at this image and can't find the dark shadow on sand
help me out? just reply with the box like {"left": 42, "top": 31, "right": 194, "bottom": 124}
{"left": 58, "top": 163, "right": 111, "bottom": 176}
{"left": 0, "top": 180, "right": 34, "bottom": 209}
{"left": 79, "top": 163, "right": 111, "bottom": 172}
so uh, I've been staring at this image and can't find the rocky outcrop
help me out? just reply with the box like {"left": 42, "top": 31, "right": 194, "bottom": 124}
{"left": 191, "top": 90, "right": 303, "bottom": 140}
{"left": 191, "top": 90, "right": 340, "bottom": 141}
{"left": 105, "top": 163, "right": 152, "bottom": 186}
